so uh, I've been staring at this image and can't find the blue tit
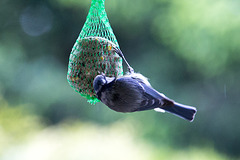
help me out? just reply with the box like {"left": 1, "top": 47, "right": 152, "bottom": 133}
{"left": 93, "top": 72, "right": 197, "bottom": 122}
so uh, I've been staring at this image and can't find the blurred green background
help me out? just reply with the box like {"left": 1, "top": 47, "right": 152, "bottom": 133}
{"left": 0, "top": 0, "right": 240, "bottom": 159}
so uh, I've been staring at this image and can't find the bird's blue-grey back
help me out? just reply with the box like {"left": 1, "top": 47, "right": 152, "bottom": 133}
{"left": 93, "top": 73, "right": 197, "bottom": 121}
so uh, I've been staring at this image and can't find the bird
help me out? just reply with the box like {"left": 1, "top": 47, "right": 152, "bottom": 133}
{"left": 93, "top": 47, "right": 197, "bottom": 122}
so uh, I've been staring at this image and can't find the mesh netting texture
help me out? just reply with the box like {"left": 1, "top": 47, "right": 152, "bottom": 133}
{"left": 67, "top": 0, "right": 123, "bottom": 103}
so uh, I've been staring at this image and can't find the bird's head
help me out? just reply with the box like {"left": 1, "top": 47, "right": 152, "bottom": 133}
{"left": 93, "top": 74, "right": 116, "bottom": 97}
{"left": 93, "top": 75, "right": 107, "bottom": 94}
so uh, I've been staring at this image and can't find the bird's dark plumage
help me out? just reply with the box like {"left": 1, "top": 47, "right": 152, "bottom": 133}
{"left": 93, "top": 73, "right": 197, "bottom": 122}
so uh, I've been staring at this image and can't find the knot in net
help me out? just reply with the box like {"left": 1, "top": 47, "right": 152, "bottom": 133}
{"left": 67, "top": 0, "right": 123, "bottom": 104}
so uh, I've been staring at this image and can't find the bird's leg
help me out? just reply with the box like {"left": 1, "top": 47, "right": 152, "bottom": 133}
{"left": 114, "top": 47, "right": 134, "bottom": 73}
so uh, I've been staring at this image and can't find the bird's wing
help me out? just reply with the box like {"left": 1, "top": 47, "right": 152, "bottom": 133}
{"left": 134, "top": 80, "right": 174, "bottom": 112}
{"left": 107, "top": 76, "right": 147, "bottom": 112}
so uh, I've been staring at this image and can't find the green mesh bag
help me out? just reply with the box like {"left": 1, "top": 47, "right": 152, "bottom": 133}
{"left": 67, "top": 0, "right": 123, "bottom": 104}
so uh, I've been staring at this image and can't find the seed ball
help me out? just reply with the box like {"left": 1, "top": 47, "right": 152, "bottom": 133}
{"left": 67, "top": 36, "right": 123, "bottom": 100}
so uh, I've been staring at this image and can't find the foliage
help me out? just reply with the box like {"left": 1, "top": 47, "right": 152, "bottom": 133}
{"left": 0, "top": 111, "right": 230, "bottom": 160}
{"left": 0, "top": 0, "right": 240, "bottom": 159}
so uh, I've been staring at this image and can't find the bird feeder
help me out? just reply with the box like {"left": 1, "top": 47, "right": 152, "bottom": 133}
{"left": 67, "top": 0, "right": 123, "bottom": 104}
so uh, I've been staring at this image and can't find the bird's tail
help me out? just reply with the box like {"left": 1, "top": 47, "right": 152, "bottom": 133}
{"left": 162, "top": 102, "right": 197, "bottom": 122}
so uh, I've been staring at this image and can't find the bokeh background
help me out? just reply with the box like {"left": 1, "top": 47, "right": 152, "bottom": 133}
{"left": 1, "top": 0, "right": 240, "bottom": 159}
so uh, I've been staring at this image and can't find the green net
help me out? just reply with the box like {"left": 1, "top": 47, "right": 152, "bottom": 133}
{"left": 67, "top": 0, "right": 123, "bottom": 104}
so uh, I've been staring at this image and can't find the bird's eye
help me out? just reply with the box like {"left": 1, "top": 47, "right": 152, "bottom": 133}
{"left": 98, "top": 81, "right": 103, "bottom": 86}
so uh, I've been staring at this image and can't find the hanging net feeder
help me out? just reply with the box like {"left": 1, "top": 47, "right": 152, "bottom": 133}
{"left": 67, "top": 0, "right": 123, "bottom": 104}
